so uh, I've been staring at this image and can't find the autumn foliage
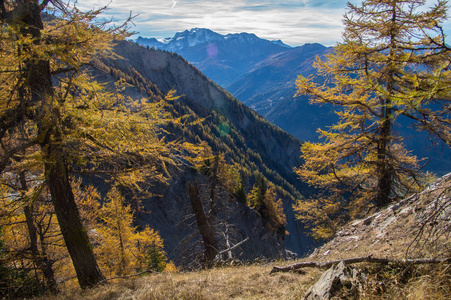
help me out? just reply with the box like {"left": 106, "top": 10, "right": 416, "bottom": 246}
{"left": 295, "top": 0, "right": 451, "bottom": 240}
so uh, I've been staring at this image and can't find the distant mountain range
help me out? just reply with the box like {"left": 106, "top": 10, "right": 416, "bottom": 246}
{"left": 136, "top": 29, "right": 335, "bottom": 143}
{"left": 136, "top": 28, "right": 291, "bottom": 87}
{"left": 136, "top": 28, "right": 451, "bottom": 175}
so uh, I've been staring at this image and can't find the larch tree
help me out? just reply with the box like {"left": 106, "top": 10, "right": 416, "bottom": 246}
{"left": 295, "top": 0, "right": 451, "bottom": 240}
{"left": 96, "top": 187, "right": 168, "bottom": 277}
{"left": 248, "top": 175, "right": 286, "bottom": 234}
{"left": 0, "top": 176, "right": 63, "bottom": 294}
{"left": 0, "top": 0, "right": 191, "bottom": 289}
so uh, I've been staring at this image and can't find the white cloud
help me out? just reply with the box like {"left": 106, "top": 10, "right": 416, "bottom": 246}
{"left": 73, "top": 0, "right": 450, "bottom": 47}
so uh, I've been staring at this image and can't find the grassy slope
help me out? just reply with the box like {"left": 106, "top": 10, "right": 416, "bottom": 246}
{"left": 44, "top": 175, "right": 450, "bottom": 299}
{"left": 47, "top": 264, "right": 323, "bottom": 300}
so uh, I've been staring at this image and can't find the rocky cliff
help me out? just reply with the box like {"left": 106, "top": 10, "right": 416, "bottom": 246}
{"left": 90, "top": 40, "right": 319, "bottom": 263}
{"left": 136, "top": 168, "right": 286, "bottom": 266}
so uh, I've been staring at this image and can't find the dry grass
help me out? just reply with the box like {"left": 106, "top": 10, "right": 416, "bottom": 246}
{"left": 41, "top": 260, "right": 450, "bottom": 300}
{"left": 357, "top": 263, "right": 451, "bottom": 300}
{"left": 43, "top": 263, "right": 322, "bottom": 300}
{"left": 39, "top": 178, "right": 450, "bottom": 300}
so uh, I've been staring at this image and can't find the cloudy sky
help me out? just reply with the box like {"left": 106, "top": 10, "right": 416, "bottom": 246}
{"left": 76, "top": 0, "right": 449, "bottom": 47}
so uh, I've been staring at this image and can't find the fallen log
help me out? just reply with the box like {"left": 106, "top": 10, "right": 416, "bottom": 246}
{"left": 270, "top": 255, "right": 451, "bottom": 274}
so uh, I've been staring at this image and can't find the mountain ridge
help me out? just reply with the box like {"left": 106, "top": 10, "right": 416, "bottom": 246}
{"left": 96, "top": 40, "right": 316, "bottom": 257}
{"left": 136, "top": 28, "right": 292, "bottom": 87}
{"left": 136, "top": 28, "right": 291, "bottom": 52}
{"left": 137, "top": 28, "right": 451, "bottom": 175}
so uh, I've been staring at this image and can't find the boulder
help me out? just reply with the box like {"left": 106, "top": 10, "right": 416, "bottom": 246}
{"left": 303, "top": 261, "right": 358, "bottom": 300}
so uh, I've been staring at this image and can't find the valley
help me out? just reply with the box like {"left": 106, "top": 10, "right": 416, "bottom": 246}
{"left": 1, "top": 0, "right": 450, "bottom": 296}
{"left": 137, "top": 28, "right": 451, "bottom": 176}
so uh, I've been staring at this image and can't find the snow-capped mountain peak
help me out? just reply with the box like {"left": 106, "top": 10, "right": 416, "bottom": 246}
{"left": 136, "top": 28, "right": 291, "bottom": 53}
{"left": 166, "top": 28, "right": 223, "bottom": 50}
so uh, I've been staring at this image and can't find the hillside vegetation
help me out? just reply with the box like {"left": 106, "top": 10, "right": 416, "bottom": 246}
{"left": 43, "top": 173, "right": 451, "bottom": 300}
{"left": 1, "top": 0, "right": 450, "bottom": 297}
{"left": 93, "top": 40, "right": 316, "bottom": 256}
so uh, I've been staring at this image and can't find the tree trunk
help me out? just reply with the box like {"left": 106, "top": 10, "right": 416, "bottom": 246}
{"left": 44, "top": 152, "right": 106, "bottom": 289}
{"left": 375, "top": 115, "right": 392, "bottom": 208}
{"left": 20, "top": 173, "right": 59, "bottom": 294}
{"left": 208, "top": 154, "right": 219, "bottom": 223}
{"left": 8, "top": 0, "right": 106, "bottom": 289}
{"left": 188, "top": 181, "right": 218, "bottom": 267}
{"left": 375, "top": 4, "right": 397, "bottom": 208}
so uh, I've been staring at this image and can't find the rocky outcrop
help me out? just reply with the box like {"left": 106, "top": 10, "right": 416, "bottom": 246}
{"left": 137, "top": 168, "right": 285, "bottom": 267}
{"left": 100, "top": 41, "right": 317, "bottom": 256}
{"left": 303, "top": 261, "right": 359, "bottom": 300}
{"left": 309, "top": 172, "right": 451, "bottom": 261}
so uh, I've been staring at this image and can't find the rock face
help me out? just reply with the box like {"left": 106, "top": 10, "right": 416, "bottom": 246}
{"left": 303, "top": 261, "right": 359, "bottom": 300}
{"left": 136, "top": 169, "right": 285, "bottom": 266}
{"left": 102, "top": 41, "right": 317, "bottom": 256}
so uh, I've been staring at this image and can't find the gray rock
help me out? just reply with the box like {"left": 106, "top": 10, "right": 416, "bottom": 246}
{"left": 303, "top": 261, "right": 358, "bottom": 300}
{"left": 136, "top": 168, "right": 286, "bottom": 266}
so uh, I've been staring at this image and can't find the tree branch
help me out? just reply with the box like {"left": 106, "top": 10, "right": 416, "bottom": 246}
{"left": 217, "top": 237, "right": 249, "bottom": 256}
{"left": 270, "top": 255, "right": 451, "bottom": 274}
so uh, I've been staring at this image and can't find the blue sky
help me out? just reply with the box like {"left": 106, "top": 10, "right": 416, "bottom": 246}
{"left": 76, "top": 0, "right": 450, "bottom": 47}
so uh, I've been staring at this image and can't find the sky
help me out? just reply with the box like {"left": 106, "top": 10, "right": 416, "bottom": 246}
{"left": 75, "top": 0, "right": 450, "bottom": 47}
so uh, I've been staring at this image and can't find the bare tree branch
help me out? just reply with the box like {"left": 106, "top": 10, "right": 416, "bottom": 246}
{"left": 270, "top": 255, "right": 451, "bottom": 274}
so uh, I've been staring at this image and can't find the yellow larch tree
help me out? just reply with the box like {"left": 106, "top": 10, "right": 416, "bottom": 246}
{"left": 295, "top": 0, "right": 451, "bottom": 240}
{"left": 96, "top": 187, "right": 168, "bottom": 277}
{"left": 0, "top": 0, "right": 195, "bottom": 289}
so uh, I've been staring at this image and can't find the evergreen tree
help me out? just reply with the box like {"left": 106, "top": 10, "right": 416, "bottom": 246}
{"left": 295, "top": 0, "right": 451, "bottom": 240}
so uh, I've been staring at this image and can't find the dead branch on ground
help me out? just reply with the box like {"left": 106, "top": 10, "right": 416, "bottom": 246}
{"left": 270, "top": 255, "right": 451, "bottom": 274}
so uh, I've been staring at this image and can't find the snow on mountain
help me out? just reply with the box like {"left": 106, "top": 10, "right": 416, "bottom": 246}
{"left": 271, "top": 39, "right": 291, "bottom": 48}
{"left": 136, "top": 28, "right": 292, "bottom": 87}
{"left": 137, "top": 28, "right": 224, "bottom": 52}
{"left": 136, "top": 28, "right": 291, "bottom": 53}
{"left": 166, "top": 28, "right": 223, "bottom": 51}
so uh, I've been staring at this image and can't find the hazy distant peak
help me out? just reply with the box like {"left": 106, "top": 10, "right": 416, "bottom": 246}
{"left": 158, "top": 37, "right": 172, "bottom": 44}
{"left": 173, "top": 28, "right": 222, "bottom": 43}
{"left": 271, "top": 39, "right": 291, "bottom": 48}
{"left": 135, "top": 28, "right": 292, "bottom": 53}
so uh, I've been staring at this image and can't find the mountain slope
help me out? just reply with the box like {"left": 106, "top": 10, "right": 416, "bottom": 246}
{"left": 309, "top": 172, "right": 451, "bottom": 261}
{"left": 57, "top": 174, "right": 451, "bottom": 300}
{"left": 226, "top": 41, "right": 451, "bottom": 175}
{"left": 226, "top": 43, "right": 335, "bottom": 142}
{"left": 96, "top": 41, "right": 315, "bottom": 256}
{"left": 138, "top": 29, "right": 451, "bottom": 176}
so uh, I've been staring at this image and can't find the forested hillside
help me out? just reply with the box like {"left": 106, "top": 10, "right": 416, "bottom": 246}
{"left": 2, "top": 0, "right": 449, "bottom": 297}
{"left": 139, "top": 28, "right": 451, "bottom": 176}
{"left": 0, "top": 3, "right": 315, "bottom": 295}
{"left": 93, "top": 40, "right": 316, "bottom": 257}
